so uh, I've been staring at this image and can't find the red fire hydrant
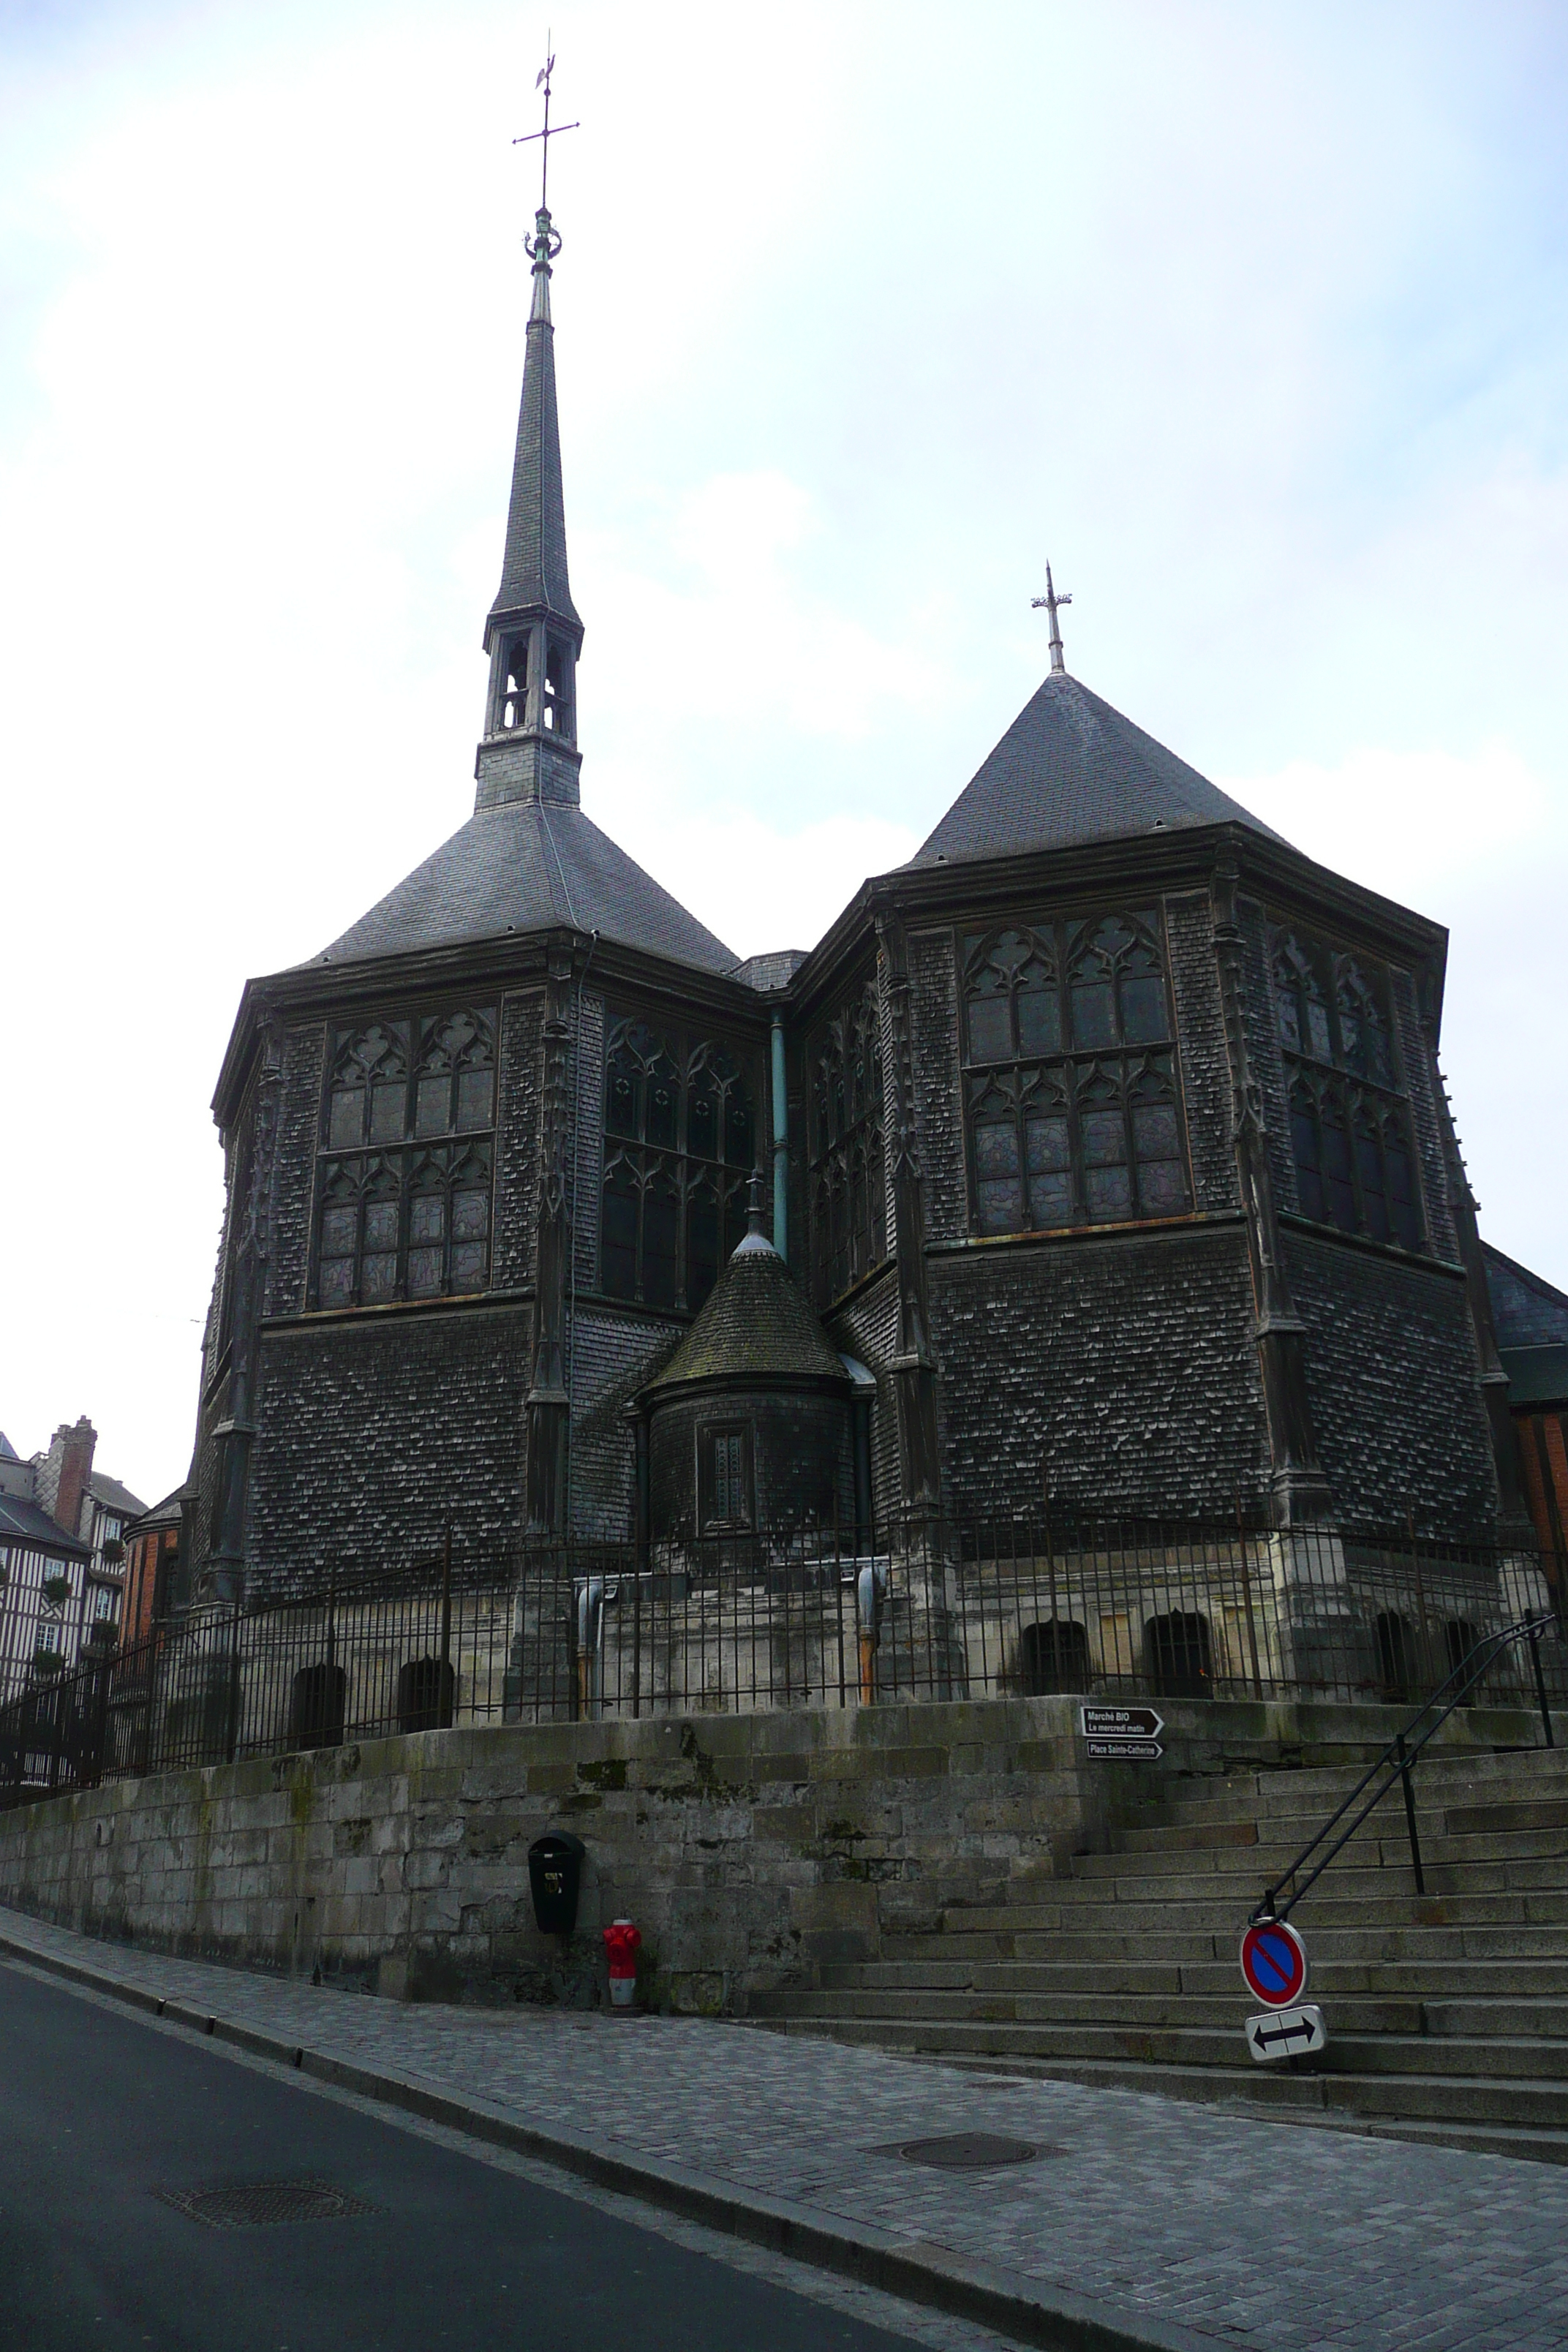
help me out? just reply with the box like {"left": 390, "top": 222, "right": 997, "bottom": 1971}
{"left": 603, "top": 1917, "right": 641, "bottom": 2010}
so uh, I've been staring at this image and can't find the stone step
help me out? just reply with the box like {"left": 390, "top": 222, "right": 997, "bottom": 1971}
{"left": 753, "top": 1985, "right": 1568, "bottom": 2049}
{"left": 749, "top": 2019, "right": 1568, "bottom": 2127}
{"left": 925, "top": 1887, "right": 1568, "bottom": 1932}
{"left": 823, "top": 1955, "right": 1568, "bottom": 2001}
{"left": 1117, "top": 1813, "right": 1568, "bottom": 1862}
{"left": 1154, "top": 1752, "right": 1568, "bottom": 1829}
{"left": 891, "top": 1919, "right": 1568, "bottom": 1964}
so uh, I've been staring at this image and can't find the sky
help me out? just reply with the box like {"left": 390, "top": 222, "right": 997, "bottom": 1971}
{"left": 1, "top": 0, "right": 1565, "bottom": 1506}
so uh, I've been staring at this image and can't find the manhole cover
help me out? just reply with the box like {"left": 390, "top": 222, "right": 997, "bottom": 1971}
{"left": 154, "top": 2179, "right": 380, "bottom": 2230}
{"left": 889, "top": 2133, "right": 1046, "bottom": 2170}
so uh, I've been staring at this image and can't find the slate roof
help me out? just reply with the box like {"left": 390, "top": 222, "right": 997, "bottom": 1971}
{"left": 644, "top": 1231, "right": 848, "bottom": 1395}
{"left": 905, "top": 671, "right": 1287, "bottom": 870}
{"left": 1485, "top": 1244, "right": 1568, "bottom": 1411}
{"left": 0, "top": 1433, "right": 18, "bottom": 1463}
{"left": 86, "top": 1471, "right": 147, "bottom": 1520}
{"left": 488, "top": 220, "right": 580, "bottom": 635}
{"left": 0, "top": 1493, "right": 90, "bottom": 1558}
{"left": 310, "top": 799, "right": 737, "bottom": 976}
{"left": 1485, "top": 1244, "right": 1568, "bottom": 1351}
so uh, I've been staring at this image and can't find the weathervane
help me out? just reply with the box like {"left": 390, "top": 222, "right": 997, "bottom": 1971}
{"left": 1030, "top": 562, "right": 1071, "bottom": 675}
{"left": 512, "top": 40, "right": 579, "bottom": 215}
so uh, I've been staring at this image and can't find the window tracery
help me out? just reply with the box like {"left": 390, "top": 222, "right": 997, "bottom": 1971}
{"left": 960, "top": 911, "right": 1189, "bottom": 1234}
{"left": 600, "top": 1017, "right": 755, "bottom": 1313}
{"left": 808, "top": 979, "right": 886, "bottom": 1306}
{"left": 315, "top": 1009, "right": 495, "bottom": 1308}
{"left": 1271, "top": 930, "right": 1421, "bottom": 1250}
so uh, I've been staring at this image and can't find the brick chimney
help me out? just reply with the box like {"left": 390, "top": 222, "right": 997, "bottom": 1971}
{"left": 37, "top": 1417, "right": 97, "bottom": 1540}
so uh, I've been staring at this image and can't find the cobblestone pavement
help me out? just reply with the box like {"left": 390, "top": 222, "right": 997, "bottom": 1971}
{"left": 4, "top": 1908, "right": 1568, "bottom": 2352}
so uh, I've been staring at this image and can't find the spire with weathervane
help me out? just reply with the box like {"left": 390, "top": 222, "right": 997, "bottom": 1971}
{"left": 475, "top": 53, "right": 584, "bottom": 814}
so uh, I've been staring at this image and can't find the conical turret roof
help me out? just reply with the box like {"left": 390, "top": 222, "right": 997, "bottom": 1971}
{"left": 905, "top": 671, "right": 1286, "bottom": 870}
{"left": 644, "top": 1226, "right": 848, "bottom": 1396}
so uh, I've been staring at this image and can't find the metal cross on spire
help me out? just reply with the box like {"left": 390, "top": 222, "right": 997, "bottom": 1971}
{"left": 512, "top": 42, "right": 579, "bottom": 214}
{"left": 1030, "top": 562, "right": 1072, "bottom": 674}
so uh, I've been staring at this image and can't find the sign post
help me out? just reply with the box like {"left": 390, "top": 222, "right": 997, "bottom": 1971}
{"left": 1078, "top": 1705, "right": 1164, "bottom": 1761}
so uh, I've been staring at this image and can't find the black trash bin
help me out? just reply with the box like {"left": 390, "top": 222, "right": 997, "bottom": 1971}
{"left": 528, "top": 1831, "right": 587, "bottom": 1935}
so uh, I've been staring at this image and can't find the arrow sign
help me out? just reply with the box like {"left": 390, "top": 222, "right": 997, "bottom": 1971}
{"left": 1240, "top": 1918, "right": 1308, "bottom": 2008}
{"left": 1080, "top": 1706, "right": 1164, "bottom": 1741}
{"left": 1245, "top": 2003, "right": 1327, "bottom": 2062}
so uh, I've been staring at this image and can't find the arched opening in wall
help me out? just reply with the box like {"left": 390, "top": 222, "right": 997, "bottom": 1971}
{"left": 289, "top": 1663, "right": 347, "bottom": 1752}
{"left": 1145, "top": 1612, "right": 1213, "bottom": 1700}
{"left": 1017, "top": 1620, "right": 1090, "bottom": 1695}
{"left": 397, "top": 1656, "right": 455, "bottom": 1733}
{"left": 1444, "top": 1619, "right": 1485, "bottom": 1705}
{"left": 1375, "top": 1613, "right": 1415, "bottom": 1705}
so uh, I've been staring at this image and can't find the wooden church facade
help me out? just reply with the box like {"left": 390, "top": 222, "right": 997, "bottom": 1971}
{"left": 182, "top": 203, "right": 1525, "bottom": 1605}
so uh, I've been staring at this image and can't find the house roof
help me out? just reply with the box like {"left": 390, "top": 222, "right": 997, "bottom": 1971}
{"left": 126, "top": 1484, "right": 190, "bottom": 1534}
{"left": 1485, "top": 1243, "right": 1568, "bottom": 1351}
{"left": 308, "top": 798, "right": 737, "bottom": 976}
{"left": 0, "top": 1493, "right": 90, "bottom": 1558}
{"left": 86, "top": 1471, "right": 147, "bottom": 1520}
{"left": 0, "top": 1432, "right": 18, "bottom": 1463}
{"left": 644, "top": 1226, "right": 848, "bottom": 1397}
{"left": 905, "top": 670, "right": 1288, "bottom": 870}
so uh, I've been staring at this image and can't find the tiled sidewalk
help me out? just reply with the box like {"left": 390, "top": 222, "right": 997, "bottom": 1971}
{"left": 4, "top": 1907, "right": 1567, "bottom": 2352}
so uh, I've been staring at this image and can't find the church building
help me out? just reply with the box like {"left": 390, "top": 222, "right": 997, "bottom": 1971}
{"left": 183, "top": 195, "right": 1528, "bottom": 1602}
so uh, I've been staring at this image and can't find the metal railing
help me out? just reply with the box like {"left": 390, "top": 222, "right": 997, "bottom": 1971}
{"left": 1250, "top": 1611, "right": 1561, "bottom": 1926}
{"left": 1, "top": 1514, "right": 1562, "bottom": 1804}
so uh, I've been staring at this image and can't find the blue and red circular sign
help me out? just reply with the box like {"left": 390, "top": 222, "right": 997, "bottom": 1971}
{"left": 1240, "top": 1919, "right": 1308, "bottom": 2008}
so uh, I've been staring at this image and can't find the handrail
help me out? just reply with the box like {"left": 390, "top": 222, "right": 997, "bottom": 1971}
{"left": 1251, "top": 1611, "right": 1559, "bottom": 1925}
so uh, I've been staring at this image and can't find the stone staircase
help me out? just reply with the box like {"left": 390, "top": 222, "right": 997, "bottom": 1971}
{"left": 749, "top": 1743, "right": 1568, "bottom": 2162}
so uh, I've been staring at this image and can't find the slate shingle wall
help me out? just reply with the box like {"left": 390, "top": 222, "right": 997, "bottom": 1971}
{"left": 1164, "top": 891, "right": 1239, "bottom": 1215}
{"left": 266, "top": 1024, "right": 328, "bottom": 1318}
{"left": 827, "top": 1266, "right": 901, "bottom": 1527}
{"left": 570, "top": 988, "right": 606, "bottom": 1294}
{"left": 928, "top": 1227, "right": 1267, "bottom": 1520}
{"left": 494, "top": 989, "right": 542, "bottom": 1292}
{"left": 1391, "top": 968, "right": 1459, "bottom": 1268}
{"left": 567, "top": 1306, "right": 683, "bottom": 1541}
{"left": 908, "top": 928, "right": 966, "bottom": 1243}
{"left": 248, "top": 1308, "right": 532, "bottom": 1593}
{"left": 1284, "top": 1232, "right": 1496, "bottom": 1532}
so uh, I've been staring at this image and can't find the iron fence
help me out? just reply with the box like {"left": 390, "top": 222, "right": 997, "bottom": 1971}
{"left": 1, "top": 1513, "right": 1563, "bottom": 1803}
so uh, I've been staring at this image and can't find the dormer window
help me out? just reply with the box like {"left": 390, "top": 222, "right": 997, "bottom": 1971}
{"left": 501, "top": 637, "right": 528, "bottom": 731}
{"left": 543, "top": 636, "right": 573, "bottom": 738}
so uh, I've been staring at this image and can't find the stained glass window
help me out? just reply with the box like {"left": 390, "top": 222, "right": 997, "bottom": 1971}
{"left": 960, "top": 911, "right": 1189, "bottom": 1233}
{"left": 808, "top": 978, "right": 887, "bottom": 1307}
{"left": 314, "top": 1009, "right": 495, "bottom": 1308}
{"left": 1273, "top": 930, "right": 1423, "bottom": 1251}
{"left": 600, "top": 1017, "right": 755, "bottom": 1313}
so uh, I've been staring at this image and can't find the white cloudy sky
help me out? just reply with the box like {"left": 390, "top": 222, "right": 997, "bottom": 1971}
{"left": 2, "top": 0, "right": 1565, "bottom": 1505}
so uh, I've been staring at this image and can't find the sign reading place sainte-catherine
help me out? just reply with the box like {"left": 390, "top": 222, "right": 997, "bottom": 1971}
{"left": 1078, "top": 1705, "right": 1164, "bottom": 1760}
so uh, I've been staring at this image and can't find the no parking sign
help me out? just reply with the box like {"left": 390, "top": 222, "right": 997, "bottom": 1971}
{"left": 1239, "top": 1918, "right": 1308, "bottom": 2008}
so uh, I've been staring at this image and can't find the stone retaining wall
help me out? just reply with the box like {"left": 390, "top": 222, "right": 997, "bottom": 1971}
{"left": 0, "top": 1696, "right": 1540, "bottom": 2012}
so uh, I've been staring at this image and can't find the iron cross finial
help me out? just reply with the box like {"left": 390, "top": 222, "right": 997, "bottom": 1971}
{"left": 1030, "top": 562, "right": 1072, "bottom": 674}
{"left": 512, "top": 40, "right": 579, "bottom": 216}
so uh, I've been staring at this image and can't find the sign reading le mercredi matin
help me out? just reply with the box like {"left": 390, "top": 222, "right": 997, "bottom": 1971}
{"left": 1079, "top": 1705, "right": 1164, "bottom": 1760}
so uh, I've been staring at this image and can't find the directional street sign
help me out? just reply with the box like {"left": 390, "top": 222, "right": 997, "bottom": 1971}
{"left": 1240, "top": 1918, "right": 1309, "bottom": 2008}
{"left": 1079, "top": 1707, "right": 1163, "bottom": 1741}
{"left": 1079, "top": 1706, "right": 1164, "bottom": 1759}
{"left": 1245, "top": 2003, "right": 1328, "bottom": 2062}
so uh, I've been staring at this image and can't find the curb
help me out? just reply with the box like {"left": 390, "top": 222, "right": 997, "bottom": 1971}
{"left": 0, "top": 1926, "right": 1220, "bottom": 2352}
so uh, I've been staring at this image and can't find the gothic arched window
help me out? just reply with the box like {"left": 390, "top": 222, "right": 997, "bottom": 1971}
{"left": 1272, "top": 927, "right": 1423, "bottom": 1251}
{"left": 314, "top": 1006, "right": 495, "bottom": 1309}
{"left": 960, "top": 910, "right": 1188, "bottom": 1234}
{"left": 600, "top": 1017, "right": 755, "bottom": 1313}
{"left": 807, "top": 977, "right": 887, "bottom": 1305}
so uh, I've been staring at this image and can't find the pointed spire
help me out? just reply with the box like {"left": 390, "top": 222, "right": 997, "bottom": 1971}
{"left": 489, "top": 209, "right": 581, "bottom": 634}
{"left": 1030, "top": 562, "right": 1071, "bottom": 675}
{"left": 475, "top": 205, "right": 585, "bottom": 813}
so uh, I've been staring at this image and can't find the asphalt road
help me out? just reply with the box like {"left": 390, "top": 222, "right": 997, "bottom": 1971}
{"left": 0, "top": 1964, "right": 937, "bottom": 2352}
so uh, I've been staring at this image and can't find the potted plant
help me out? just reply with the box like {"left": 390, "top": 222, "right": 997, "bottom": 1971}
{"left": 42, "top": 1573, "right": 71, "bottom": 1607}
